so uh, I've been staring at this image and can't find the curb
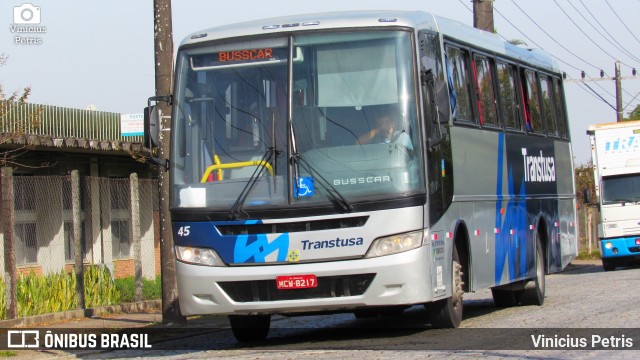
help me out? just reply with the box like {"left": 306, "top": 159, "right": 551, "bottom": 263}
{"left": 0, "top": 300, "right": 161, "bottom": 328}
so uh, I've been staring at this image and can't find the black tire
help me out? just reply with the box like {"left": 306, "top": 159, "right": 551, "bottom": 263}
{"left": 520, "top": 235, "right": 545, "bottom": 306}
{"left": 426, "top": 246, "right": 464, "bottom": 328}
{"left": 602, "top": 259, "right": 617, "bottom": 272}
{"left": 229, "top": 315, "right": 271, "bottom": 343}
{"left": 491, "top": 288, "right": 519, "bottom": 307}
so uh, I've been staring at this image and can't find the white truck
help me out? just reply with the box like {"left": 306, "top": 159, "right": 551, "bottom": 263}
{"left": 588, "top": 120, "right": 640, "bottom": 271}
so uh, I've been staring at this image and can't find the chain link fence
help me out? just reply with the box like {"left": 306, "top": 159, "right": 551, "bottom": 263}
{"left": 0, "top": 171, "right": 159, "bottom": 320}
{"left": 577, "top": 203, "right": 600, "bottom": 255}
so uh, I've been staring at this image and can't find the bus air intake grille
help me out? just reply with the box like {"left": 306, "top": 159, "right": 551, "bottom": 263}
{"left": 216, "top": 216, "right": 369, "bottom": 235}
{"left": 218, "top": 273, "right": 376, "bottom": 302}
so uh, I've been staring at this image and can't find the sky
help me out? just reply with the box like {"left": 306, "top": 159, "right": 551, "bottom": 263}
{"left": 2, "top": 0, "right": 640, "bottom": 165}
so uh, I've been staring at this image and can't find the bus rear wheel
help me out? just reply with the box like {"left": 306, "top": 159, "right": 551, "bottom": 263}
{"left": 520, "top": 236, "right": 545, "bottom": 306}
{"left": 491, "top": 288, "right": 518, "bottom": 307}
{"left": 229, "top": 314, "right": 271, "bottom": 343}
{"left": 426, "top": 246, "right": 463, "bottom": 328}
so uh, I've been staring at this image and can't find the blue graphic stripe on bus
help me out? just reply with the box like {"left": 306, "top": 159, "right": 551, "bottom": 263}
{"left": 173, "top": 220, "right": 292, "bottom": 264}
{"left": 494, "top": 133, "right": 528, "bottom": 285}
{"left": 234, "top": 233, "right": 289, "bottom": 263}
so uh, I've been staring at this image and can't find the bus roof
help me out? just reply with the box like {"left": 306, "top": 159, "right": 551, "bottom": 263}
{"left": 181, "top": 10, "right": 561, "bottom": 73}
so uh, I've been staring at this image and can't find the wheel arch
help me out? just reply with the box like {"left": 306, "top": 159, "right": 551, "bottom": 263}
{"left": 536, "top": 217, "right": 549, "bottom": 274}
{"left": 453, "top": 220, "right": 471, "bottom": 292}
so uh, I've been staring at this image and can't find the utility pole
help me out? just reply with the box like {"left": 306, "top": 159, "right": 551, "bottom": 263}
{"left": 615, "top": 61, "right": 623, "bottom": 122}
{"left": 564, "top": 61, "right": 639, "bottom": 122}
{"left": 473, "top": 0, "right": 494, "bottom": 33}
{"left": 153, "top": 0, "right": 186, "bottom": 325}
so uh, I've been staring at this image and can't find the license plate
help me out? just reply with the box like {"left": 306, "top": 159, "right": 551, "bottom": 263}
{"left": 276, "top": 274, "right": 318, "bottom": 290}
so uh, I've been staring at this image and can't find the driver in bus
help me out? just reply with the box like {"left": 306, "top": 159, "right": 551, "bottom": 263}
{"left": 356, "top": 107, "right": 413, "bottom": 151}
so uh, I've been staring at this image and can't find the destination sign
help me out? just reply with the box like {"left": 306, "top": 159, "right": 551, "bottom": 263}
{"left": 191, "top": 47, "right": 288, "bottom": 68}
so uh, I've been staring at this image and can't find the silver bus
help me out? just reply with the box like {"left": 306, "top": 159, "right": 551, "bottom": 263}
{"left": 147, "top": 10, "right": 577, "bottom": 342}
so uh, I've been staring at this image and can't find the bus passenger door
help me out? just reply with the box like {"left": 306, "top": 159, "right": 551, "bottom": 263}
{"left": 420, "top": 31, "right": 453, "bottom": 226}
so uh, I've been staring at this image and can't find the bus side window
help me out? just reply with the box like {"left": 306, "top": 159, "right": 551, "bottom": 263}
{"left": 521, "top": 69, "right": 543, "bottom": 134}
{"left": 496, "top": 62, "right": 520, "bottom": 130}
{"left": 553, "top": 77, "right": 568, "bottom": 138}
{"left": 540, "top": 75, "right": 558, "bottom": 137}
{"left": 445, "top": 45, "right": 474, "bottom": 124}
{"left": 473, "top": 54, "right": 499, "bottom": 127}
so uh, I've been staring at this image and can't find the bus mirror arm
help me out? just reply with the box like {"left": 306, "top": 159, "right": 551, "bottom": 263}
{"left": 144, "top": 95, "right": 172, "bottom": 171}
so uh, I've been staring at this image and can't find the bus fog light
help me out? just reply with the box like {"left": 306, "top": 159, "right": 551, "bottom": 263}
{"left": 175, "top": 246, "right": 225, "bottom": 266}
{"left": 605, "top": 242, "right": 613, "bottom": 250}
{"left": 365, "top": 231, "right": 423, "bottom": 258}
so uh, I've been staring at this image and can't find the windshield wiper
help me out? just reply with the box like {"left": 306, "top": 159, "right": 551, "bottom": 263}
{"left": 291, "top": 153, "right": 353, "bottom": 213}
{"left": 228, "top": 147, "right": 277, "bottom": 220}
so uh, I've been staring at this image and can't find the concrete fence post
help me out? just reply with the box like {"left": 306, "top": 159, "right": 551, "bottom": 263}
{"left": 131, "top": 173, "right": 143, "bottom": 301}
{"left": 72, "top": 170, "right": 85, "bottom": 310}
{"left": 2, "top": 166, "right": 17, "bottom": 319}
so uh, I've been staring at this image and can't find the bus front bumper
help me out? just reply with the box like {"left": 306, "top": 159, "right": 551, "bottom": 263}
{"left": 175, "top": 246, "right": 434, "bottom": 316}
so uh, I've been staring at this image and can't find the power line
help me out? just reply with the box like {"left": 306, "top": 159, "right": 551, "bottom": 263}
{"left": 458, "top": 0, "right": 638, "bottom": 115}
{"left": 622, "top": 90, "right": 640, "bottom": 111}
{"left": 551, "top": 0, "right": 630, "bottom": 74}
{"left": 582, "top": 82, "right": 617, "bottom": 111}
{"left": 456, "top": 0, "right": 472, "bottom": 13}
{"left": 492, "top": 4, "right": 584, "bottom": 73}
{"left": 605, "top": 0, "right": 640, "bottom": 48}
{"left": 494, "top": 2, "right": 618, "bottom": 109}
{"left": 574, "top": 0, "right": 640, "bottom": 65}
{"left": 508, "top": 0, "right": 603, "bottom": 73}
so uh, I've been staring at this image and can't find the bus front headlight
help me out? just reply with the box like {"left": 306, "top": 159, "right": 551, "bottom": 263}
{"left": 175, "top": 246, "right": 225, "bottom": 266}
{"left": 365, "top": 230, "right": 424, "bottom": 258}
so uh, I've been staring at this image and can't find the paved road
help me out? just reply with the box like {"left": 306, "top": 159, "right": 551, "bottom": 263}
{"left": 67, "top": 261, "right": 639, "bottom": 359}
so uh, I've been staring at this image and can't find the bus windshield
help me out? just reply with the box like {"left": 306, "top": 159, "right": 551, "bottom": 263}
{"left": 171, "top": 30, "right": 423, "bottom": 211}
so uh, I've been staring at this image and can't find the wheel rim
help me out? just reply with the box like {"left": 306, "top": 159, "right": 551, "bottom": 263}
{"left": 536, "top": 243, "right": 545, "bottom": 296}
{"left": 452, "top": 260, "right": 464, "bottom": 309}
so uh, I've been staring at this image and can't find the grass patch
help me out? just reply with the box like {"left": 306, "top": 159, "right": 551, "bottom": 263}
{"left": 0, "top": 350, "right": 17, "bottom": 357}
{"left": 576, "top": 250, "right": 601, "bottom": 260}
{"left": 114, "top": 277, "right": 136, "bottom": 303}
{"left": 115, "top": 277, "right": 161, "bottom": 303}
{"left": 143, "top": 277, "right": 161, "bottom": 300}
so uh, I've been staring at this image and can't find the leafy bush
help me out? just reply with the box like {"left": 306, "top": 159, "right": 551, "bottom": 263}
{"left": 115, "top": 276, "right": 161, "bottom": 302}
{"left": 143, "top": 277, "right": 161, "bottom": 300}
{"left": 1, "top": 267, "right": 156, "bottom": 320}
{"left": 115, "top": 277, "right": 136, "bottom": 303}
{"left": 84, "top": 265, "right": 120, "bottom": 307}
{"left": 16, "top": 270, "right": 76, "bottom": 317}
{"left": 0, "top": 278, "right": 5, "bottom": 320}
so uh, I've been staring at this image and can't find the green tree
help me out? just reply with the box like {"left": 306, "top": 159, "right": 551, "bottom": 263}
{"left": 0, "top": 53, "right": 32, "bottom": 115}
{"left": 575, "top": 160, "right": 595, "bottom": 204}
{"left": 627, "top": 104, "right": 640, "bottom": 120}
{"left": 1, "top": 53, "right": 43, "bottom": 167}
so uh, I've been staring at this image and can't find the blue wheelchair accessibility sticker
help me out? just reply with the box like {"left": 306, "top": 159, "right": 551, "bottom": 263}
{"left": 296, "top": 176, "right": 314, "bottom": 197}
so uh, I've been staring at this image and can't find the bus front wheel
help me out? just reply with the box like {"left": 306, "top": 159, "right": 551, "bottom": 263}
{"left": 229, "top": 314, "right": 271, "bottom": 343}
{"left": 602, "top": 259, "right": 617, "bottom": 272}
{"left": 426, "top": 246, "right": 464, "bottom": 328}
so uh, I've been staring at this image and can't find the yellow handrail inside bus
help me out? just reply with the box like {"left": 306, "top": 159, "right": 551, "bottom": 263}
{"left": 200, "top": 160, "right": 274, "bottom": 183}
